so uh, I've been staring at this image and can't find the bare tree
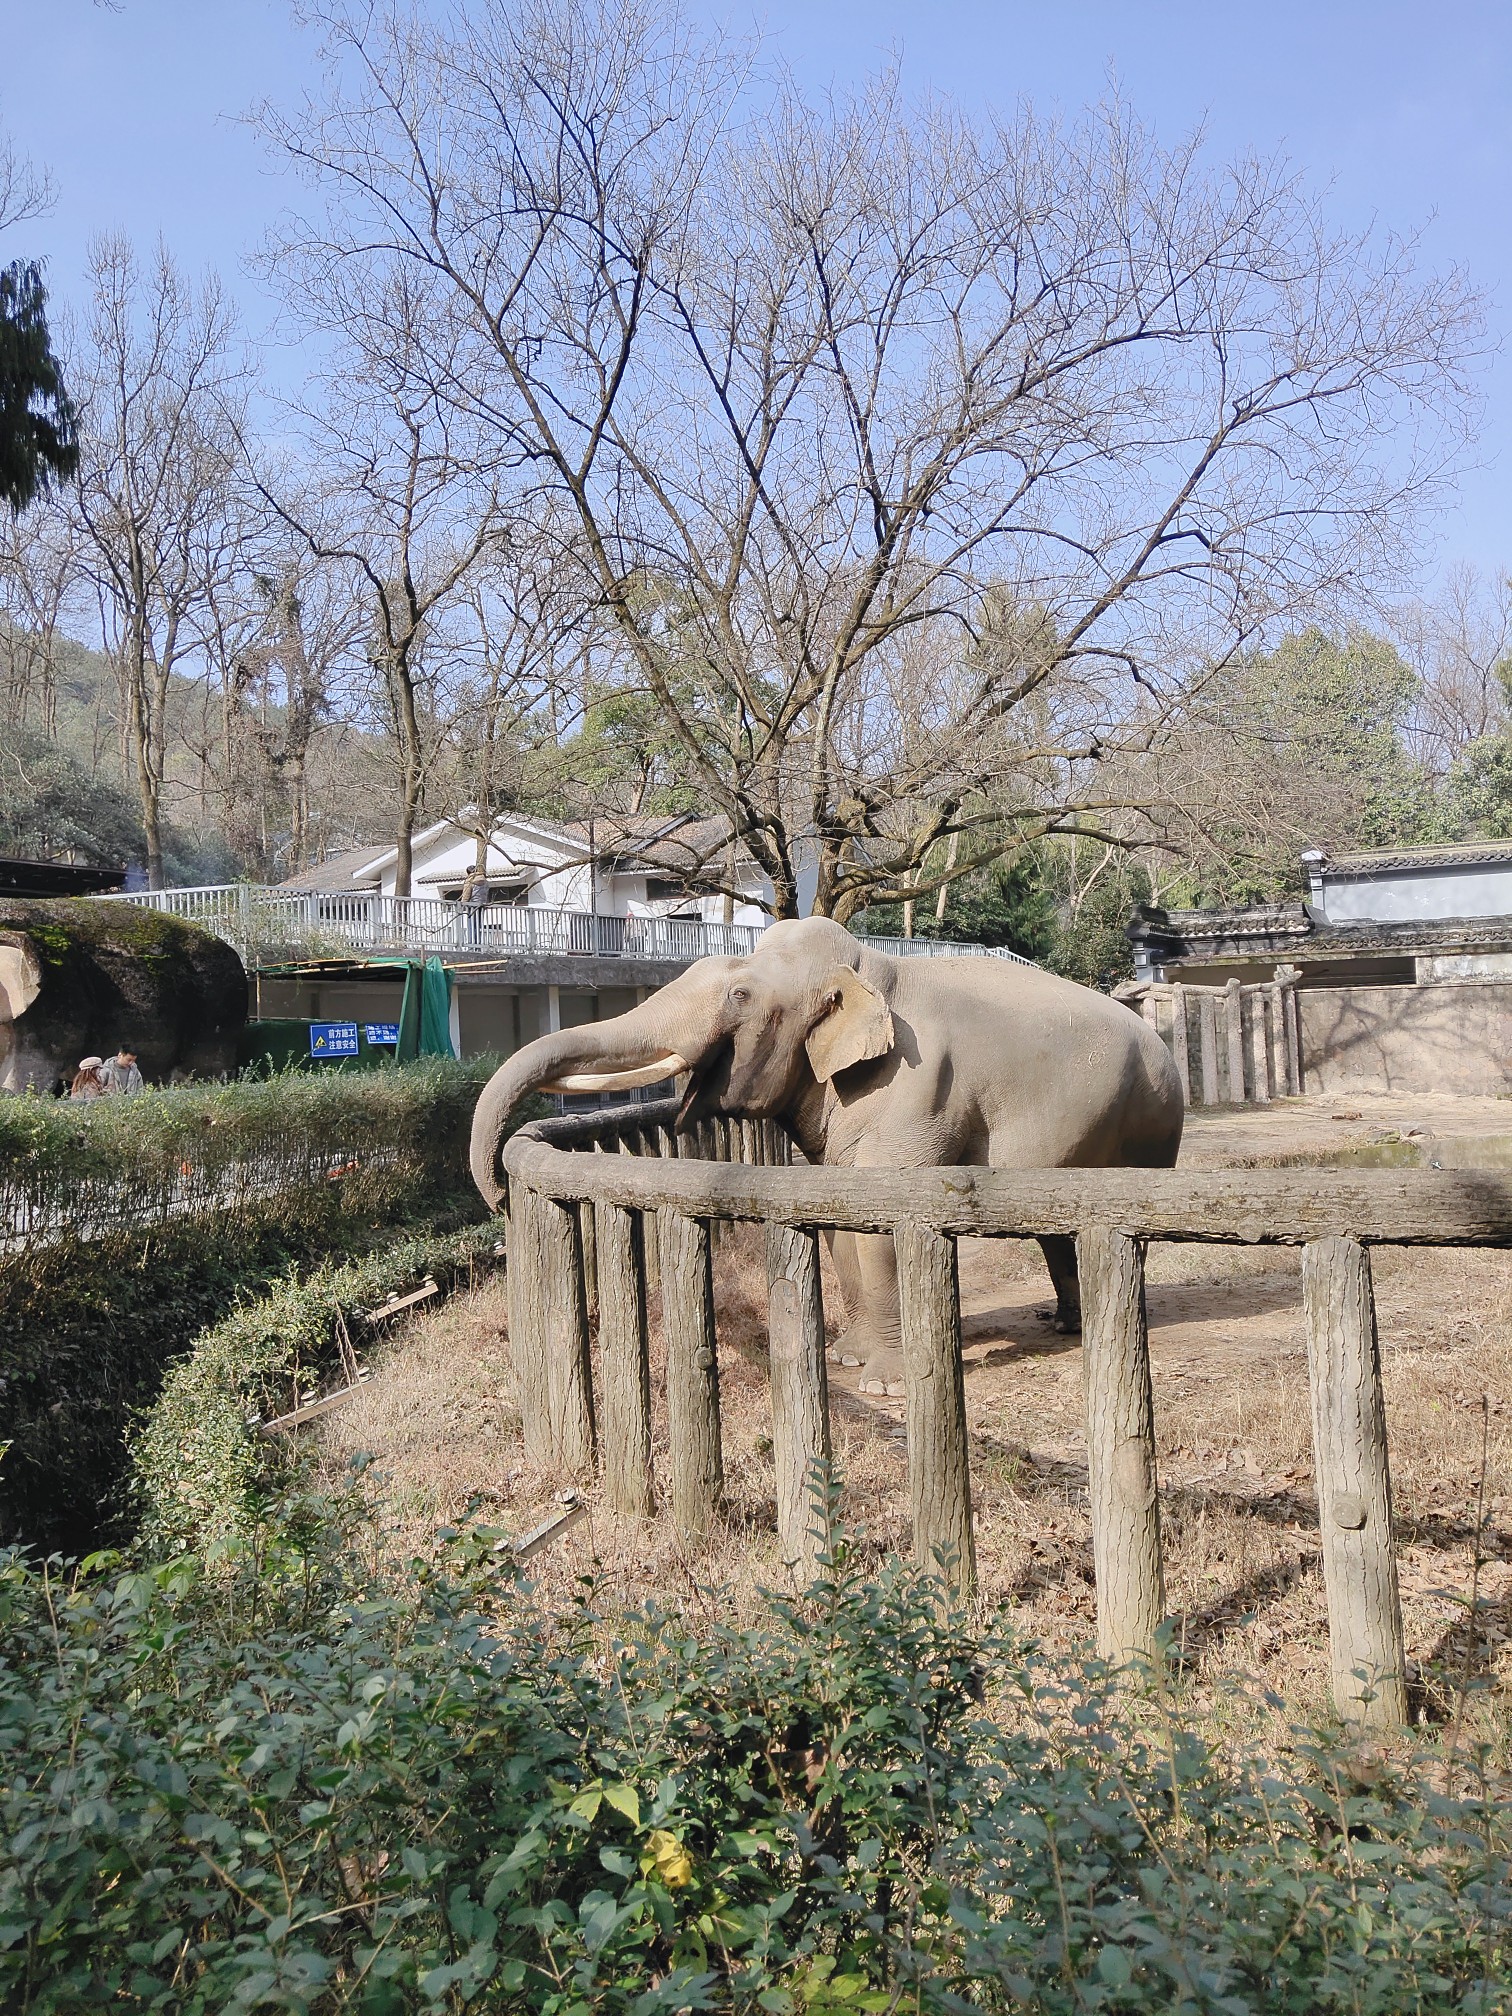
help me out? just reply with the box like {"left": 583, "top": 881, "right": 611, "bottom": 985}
{"left": 441, "top": 512, "right": 591, "bottom": 878}
{"left": 1396, "top": 565, "right": 1512, "bottom": 777}
{"left": 69, "top": 238, "right": 247, "bottom": 887}
{"left": 0, "top": 494, "right": 78, "bottom": 734}
{"left": 263, "top": 0, "right": 1482, "bottom": 919}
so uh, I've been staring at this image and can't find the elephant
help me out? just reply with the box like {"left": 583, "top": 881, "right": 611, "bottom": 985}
{"left": 470, "top": 917, "right": 1184, "bottom": 1393}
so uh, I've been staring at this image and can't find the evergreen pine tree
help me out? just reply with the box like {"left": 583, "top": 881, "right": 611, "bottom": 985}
{"left": 0, "top": 259, "right": 77, "bottom": 511}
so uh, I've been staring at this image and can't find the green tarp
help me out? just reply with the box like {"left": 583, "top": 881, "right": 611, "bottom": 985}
{"left": 395, "top": 957, "right": 456, "bottom": 1061}
{"left": 419, "top": 956, "right": 456, "bottom": 1058}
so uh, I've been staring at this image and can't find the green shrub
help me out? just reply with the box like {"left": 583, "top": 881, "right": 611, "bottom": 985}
{"left": 0, "top": 1061, "right": 501, "bottom": 1554}
{"left": 130, "top": 1223, "right": 505, "bottom": 1559}
{"left": 0, "top": 1057, "right": 492, "bottom": 1251}
{"left": 0, "top": 1516, "right": 1507, "bottom": 2014}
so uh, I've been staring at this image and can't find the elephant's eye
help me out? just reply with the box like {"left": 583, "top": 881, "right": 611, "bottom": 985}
{"left": 729, "top": 986, "right": 751, "bottom": 1007}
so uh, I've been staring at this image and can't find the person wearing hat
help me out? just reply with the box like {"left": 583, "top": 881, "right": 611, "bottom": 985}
{"left": 69, "top": 1057, "right": 108, "bottom": 1101}
{"left": 101, "top": 1048, "right": 144, "bottom": 1095}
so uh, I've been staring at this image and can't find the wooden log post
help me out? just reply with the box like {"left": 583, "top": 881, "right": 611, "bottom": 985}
{"left": 766, "top": 1223, "right": 832, "bottom": 1579}
{"left": 578, "top": 1197, "right": 599, "bottom": 1318}
{"left": 894, "top": 1222, "right": 975, "bottom": 1595}
{"left": 1169, "top": 984, "right": 1191, "bottom": 1106}
{"left": 1199, "top": 991, "right": 1221, "bottom": 1107}
{"left": 507, "top": 1184, "right": 552, "bottom": 1464}
{"left": 1279, "top": 966, "right": 1303, "bottom": 1094}
{"left": 1301, "top": 1236, "right": 1407, "bottom": 1728}
{"left": 628, "top": 1130, "right": 662, "bottom": 1296}
{"left": 1246, "top": 986, "right": 1272, "bottom": 1105}
{"left": 1268, "top": 980, "right": 1290, "bottom": 1098}
{"left": 597, "top": 1202, "right": 653, "bottom": 1517}
{"left": 536, "top": 1195, "right": 597, "bottom": 1474}
{"left": 1078, "top": 1225, "right": 1165, "bottom": 1665}
{"left": 1224, "top": 978, "right": 1246, "bottom": 1103}
{"left": 660, "top": 1209, "right": 724, "bottom": 1540}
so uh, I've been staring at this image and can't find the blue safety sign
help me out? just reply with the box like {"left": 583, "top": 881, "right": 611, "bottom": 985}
{"left": 364, "top": 1022, "right": 400, "bottom": 1047}
{"left": 309, "top": 1021, "right": 360, "bottom": 1057}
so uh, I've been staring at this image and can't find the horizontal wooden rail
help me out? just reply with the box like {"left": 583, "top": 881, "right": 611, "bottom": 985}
{"left": 504, "top": 1131, "right": 1512, "bottom": 1246}
{"left": 494, "top": 1104, "right": 1498, "bottom": 1729}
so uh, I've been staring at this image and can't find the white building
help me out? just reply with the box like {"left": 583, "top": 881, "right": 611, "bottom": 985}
{"left": 347, "top": 809, "right": 770, "bottom": 924}
{"left": 262, "top": 811, "right": 770, "bottom": 1060}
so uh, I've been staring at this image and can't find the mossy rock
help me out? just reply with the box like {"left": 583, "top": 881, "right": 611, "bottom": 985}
{"left": 0, "top": 898, "right": 248, "bottom": 1091}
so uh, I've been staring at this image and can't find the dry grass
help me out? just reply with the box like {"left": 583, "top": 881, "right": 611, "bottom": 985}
{"left": 316, "top": 1096, "right": 1512, "bottom": 1750}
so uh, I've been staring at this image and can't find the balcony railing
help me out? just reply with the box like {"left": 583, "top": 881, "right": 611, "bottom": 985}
{"left": 95, "top": 885, "right": 1033, "bottom": 968}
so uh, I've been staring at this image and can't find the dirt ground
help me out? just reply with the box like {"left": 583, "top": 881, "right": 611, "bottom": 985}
{"left": 318, "top": 1092, "right": 1512, "bottom": 1737}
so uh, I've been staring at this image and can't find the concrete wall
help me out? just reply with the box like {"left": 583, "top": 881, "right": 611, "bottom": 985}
{"left": 1301, "top": 981, "right": 1512, "bottom": 1096}
{"left": 1319, "top": 861, "right": 1512, "bottom": 925}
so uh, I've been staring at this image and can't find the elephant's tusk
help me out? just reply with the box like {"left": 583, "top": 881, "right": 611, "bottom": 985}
{"left": 540, "top": 1052, "right": 690, "bottom": 1095}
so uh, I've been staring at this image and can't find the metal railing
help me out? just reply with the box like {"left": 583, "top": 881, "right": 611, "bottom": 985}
{"left": 95, "top": 884, "right": 1035, "bottom": 969}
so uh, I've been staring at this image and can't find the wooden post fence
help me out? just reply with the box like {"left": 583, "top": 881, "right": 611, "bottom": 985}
{"left": 496, "top": 1097, "right": 1512, "bottom": 1726}
{"left": 1126, "top": 969, "right": 1302, "bottom": 1107}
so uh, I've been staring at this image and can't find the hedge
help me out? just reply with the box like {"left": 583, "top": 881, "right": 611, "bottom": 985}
{"left": 0, "top": 1514, "right": 1508, "bottom": 2014}
{"left": 130, "top": 1222, "right": 506, "bottom": 1559}
{"left": 0, "top": 1061, "right": 502, "bottom": 1555}
{"left": 0, "top": 1058, "right": 491, "bottom": 1252}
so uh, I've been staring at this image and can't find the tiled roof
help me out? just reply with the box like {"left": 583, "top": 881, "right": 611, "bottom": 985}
{"left": 276, "top": 847, "right": 390, "bottom": 892}
{"left": 1154, "top": 904, "right": 1311, "bottom": 942}
{"left": 1317, "top": 839, "right": 1512, "bottom": 875}
{"left": 1134, "top": 903, "right": 1512, "bottom": 964}
{"left": 1305, "top": 917, "right": 1512, "bottom": 956}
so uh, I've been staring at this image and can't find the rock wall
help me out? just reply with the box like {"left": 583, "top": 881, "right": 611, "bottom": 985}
{"left": 1300, "top": 981, "right": 1512, "bottom": 1098}
{"left": 0, "top": 899, "right": 247, "bottom": 1092}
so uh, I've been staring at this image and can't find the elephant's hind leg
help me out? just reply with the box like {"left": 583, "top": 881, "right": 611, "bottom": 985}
{"left": 1036, "top": 1233, "right": 1081, "bottom": 1334}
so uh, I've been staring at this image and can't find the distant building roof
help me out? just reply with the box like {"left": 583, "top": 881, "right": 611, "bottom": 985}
{"left": 1309, "top": 839, "right": 1512, "bottom": 876}
{"left": 277, "top": 846, "right": 390, "bottom": 893}
{"left": 0, "top": 857, "right": 125, "bottom": 898}
{"left": 1128, "top": 901, "right": 1512, "bottom": 974}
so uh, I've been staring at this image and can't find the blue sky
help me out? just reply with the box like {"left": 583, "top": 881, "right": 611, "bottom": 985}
{"left": 8, "top": 0, "right": 1512, "bottom": 582}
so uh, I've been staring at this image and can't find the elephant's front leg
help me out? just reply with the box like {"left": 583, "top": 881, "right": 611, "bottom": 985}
{"left": 828, "top": 1229, "right": 904, "bottom": 1396}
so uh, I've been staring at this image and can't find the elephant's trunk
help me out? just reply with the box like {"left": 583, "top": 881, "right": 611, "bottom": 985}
{"left": 468, "top": 975, "right": 727, "bottom": 1210}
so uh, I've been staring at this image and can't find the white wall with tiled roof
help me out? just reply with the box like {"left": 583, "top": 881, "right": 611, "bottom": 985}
{"left": 1306, "top": 845, "right": 1512, "bottom": 927}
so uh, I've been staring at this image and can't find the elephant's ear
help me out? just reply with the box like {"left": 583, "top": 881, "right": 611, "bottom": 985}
{"left": 805, "top": 967, "right": 894, "bottom": 1082}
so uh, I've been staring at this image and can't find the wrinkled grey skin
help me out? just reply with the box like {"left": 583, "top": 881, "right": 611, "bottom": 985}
{"left": 471, "top": 917, "right": 1183, "bottom": 1391}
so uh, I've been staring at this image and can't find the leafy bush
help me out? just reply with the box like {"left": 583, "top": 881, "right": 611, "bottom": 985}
{"left": 0, "top": 1057, "right": 491, "bottom": 1251}
{"left": 130, "top": 1223, "right": 506, "bottom": 1559}
{"left": 0, "top": 1514, "right": 1507, "bottom": 2014}
{"left": 0, "top": 1061, "right": 499, "bottom": 1554}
